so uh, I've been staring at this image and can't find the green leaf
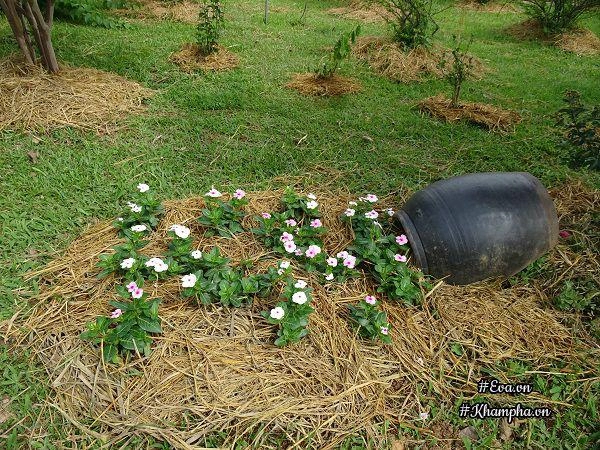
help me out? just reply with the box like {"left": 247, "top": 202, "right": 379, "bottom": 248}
{"left": 138, "top": 317, "right": 162, "bottom": 334}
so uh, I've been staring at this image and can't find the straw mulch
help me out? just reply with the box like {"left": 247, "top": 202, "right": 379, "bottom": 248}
{"left": 352, "top": 36, "right": 486, "bottom": 83}
{"left": 1, "top": 182, "right": 599, "bottom": 448}
{"left": 169, "top": 44, "right": 239, "bottom": 73}
{"left": 0, "top": 55, "right": 154, "bottom": 133}
{"left": 418, "top": 95, "right": 522, "bottom": 132}
{"left": 458, "top": 0, "right": 518, "bottom": 13}
{"left": 116, "top": 0, "right": 201, "bottom": 23}
{"left": 327, "top": 1, "right": 393, "bottom": 23}
{"left": 506, "top": 20, "right": 600, "bottom": 56}
{"left": 285, "top": 73, "right": 361, "bottom": 97}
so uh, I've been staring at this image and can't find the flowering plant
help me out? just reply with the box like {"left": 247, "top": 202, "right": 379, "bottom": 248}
{"left": 261, "top": 277, "right": 315, "bottom": 346}
{"left": 348, "top": 295, "right": 391, "bottom": 344}
{"left": 280, "top": 188, "right": 320, "bottom": 220}
{"left": 80, "top": 281, "right": 162, "bottom": 363}
{"left": 97, "top": 228, "right": 149, "bottom": 279}
{"left": 113, "top": 183, "right": 164, "bottom": 237}
{"left": 198, "top": 188, "right": 247, "bottom": 237}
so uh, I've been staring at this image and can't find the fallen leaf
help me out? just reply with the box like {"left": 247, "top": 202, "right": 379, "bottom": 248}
{"left": 27, "top": 151, "right": 40, "bottom": 163}
{"left": 459, "top": 426, "right": 478, "bottom": 442}
{"left": 499, "top": 418, "right": 513, "bottom": 442}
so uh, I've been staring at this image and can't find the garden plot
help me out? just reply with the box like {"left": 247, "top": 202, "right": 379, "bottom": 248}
{"left": 2, "top": 185, "right": 598, "bottom": 448}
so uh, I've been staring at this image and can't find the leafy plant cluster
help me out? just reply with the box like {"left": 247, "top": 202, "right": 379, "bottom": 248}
{"left": 50, "top": 0, "right": 128, "bottom": 29}
{"left": 556, "top": 90, "right": 599, "bottom": 171}
{"left": 112, "top": 184, "right": 164, "bottom": 237}
{"left": 348, "top": 295, "right": 392, "bottom": 344}
{"left": 315, "top": 25, "right": 361, "bottom": 79}
{"left": 262, "top": 276, "right": 315, "bottom": 346}
{"left": 81, "top": 280, "right": 162, "bottom": 363}
{"left": 377, "top": 0, "right": 440, "bottom": 49}
{"left": 522, "top": 0, "right": 600, "bottom": 35}
{"left": 342, "top": 197, "right": 427, "bottom": 306}
{"left": 198, "top": 189, "right": 247, "bottom": 236}
{"left": 439, "top": 35, "right": 475, "bottom": 107}
{"left": 196, "top": 0, "right": 224, "bottom": 55}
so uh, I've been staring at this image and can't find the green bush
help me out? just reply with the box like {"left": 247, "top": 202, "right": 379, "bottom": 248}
{"left": 522, "top": 0, "right": 600, "bottom": 35}
{"left": 556, "top": 90, "right": 600, "bottom": 171}
{"left": 315, "top": 25, "right": 361, "bottom": 79}
{"left": 196, "top": 0, "right": 224, "bottom": 55}
{"left": 377, "top": 0, "right": 439, "bottom": 49}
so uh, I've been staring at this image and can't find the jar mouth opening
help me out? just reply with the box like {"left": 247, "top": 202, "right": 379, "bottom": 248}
{"left": 393, "top": 210, "right": 428, "bottom": 276}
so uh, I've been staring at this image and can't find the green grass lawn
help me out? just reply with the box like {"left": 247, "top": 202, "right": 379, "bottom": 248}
{"left": 1, "top": 0, "right": 599, "bottom": 448}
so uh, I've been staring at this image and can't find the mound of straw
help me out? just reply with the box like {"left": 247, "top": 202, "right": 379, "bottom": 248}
{"left": 418, "top": 95, "right": 522, "bottom": 132}
{"left": 506, "top": 20, "right": 600, "bottom": 56}
{"left": 327, "top": 1, "right": 392, "bottom": 23}
{"left": 116, "top": 0, "right": 201, "bottom": 23}
{"left": 352, "top": 37, "right": 486, "bottom": 83}
{"left": 0, "top": 56, "right": 153, "bottom": 133}
{"left": 169, "top": 44, "right": 239, "bottom": 73}
{"left": 2, "top": 183, "right": 599, "bottom": 448}
{"left": 285, "top": 73, "right": 361, "bottom": 97}
{"left": 458, "top": 0, "right": 518, "bottom": 13}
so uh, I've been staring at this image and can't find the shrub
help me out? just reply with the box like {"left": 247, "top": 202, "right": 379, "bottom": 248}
{"left": 522, "top": 0, "right": 600, "bottom": 35}
{"left": 196, "top": 0, "right": 224, "bottom": 55}
{"left": 556, "top": 90, "right": 599, "bottom": 171}
{"left": 438, "top": 36, "right": 475, "bottom": 107}
{"left": 315, "top": 25, "right": 361, "bottom": 79}
{"left": 377, "top": 0, "right": 440, "bottom": 49}
{"left": 348, "top": 295, "right": 392, "bottom": 343}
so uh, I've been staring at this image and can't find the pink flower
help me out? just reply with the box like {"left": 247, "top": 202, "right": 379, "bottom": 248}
{"left": 396, "top": 235, "right": 408, "bottom": 245}
{"left": 559, "top": 230, "right": 571, "bottom": 239}
{"left": 280, "top": 232, "right": 294, "bottom": 242}
{"left": 344, "top": 208, "right": 355, "bottom": 217}
{"left": 233, "top": 189, "right": 246, "bottom": 200}
{"left": 126, "top": 281, "right": 138, "bottom": 293}
{"left": 380, "top": 326, "right": 389, "bottom": 335}
{"left": 284, "top": 219, "right": 297, "bottom": 227}
{"left": 131, "top": 288, "right": 143, "bottom": 299}
{"left": 326, "top": 257, "right": 338, "bottom": 267}
{"left": 336, "top": 250, "right": 349, "bottom": 259}
{"left": 294, "top": 249, "right": 303, "bottom": 256}
{"left": 365, "top": 210, "right": 378, "bottom": 219}
{"left": 365, "top": 295, "right": 377, "bottom": 305}
{"left": 110, "top": 309, "right": 122, "bottom": 319}
{"left": 261, "top": 212, "right": 271, "bottom": 219}
{"left": 365, "top": 194, "right": 378, "bottom": 203}
{"left": 305, "top": 244, "right": 322, "bottom": 258}
{"left": 310, "top": 219, "right": 322, "bottom": 228}
{"left": 394, "top": 254, "right": 407, "bottom": 263}
{"left": 284, "top": 241, "right": 297, "bottom": 253}
{"left": 386, "top": 208, "right": 394, "bottom": 216}
{"left": 205, "top": 187, "right": 222, "bottom": 198}
{"left": 343, "top": 255, "right": 357, "bottom": 269}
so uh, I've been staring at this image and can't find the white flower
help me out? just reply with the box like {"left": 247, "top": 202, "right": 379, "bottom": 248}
{"left": 349, "top": 201, "right": 357, "bottom": 206}
{"left": 137, "top": 183, "right": 150, "bottom": 193}
{"left": 181, "top": 273, "right": 197, "bottom": 288}
{"left": 306, "top": 200, "right": 318, "bottom": 210}
{"left": 326, "top": 257, "right": 338, "bottom": 267}
{"left": 366, "top": 194, "right": 378, "bottom": 203}
{"left": 170, "top": 224, "right": 190, "bottom": 239}
{"left": 131, "top": 224, "right": 147, "bottom": 233}
{"left": 294, "top": 249, "right": 303, "bottom": 256}
{"left": 130, "top": 204, "right": 142, "bottom": 213}
{"left": 419, "top": 412, "right": 429, "bottom": 421}
{"left": 117, "top": 217, "right": 123, "bottom": 222}
{"left": 324, "top": 273, "right": 334, "bottom": 281}
{"left": 120, "top": 258, "right": 135, "bottom": 269}
{"left": 364, "top": 210, "right": 379, "bottom": 219}
{"left": 386, "top": 208, "right": 394, "bottom": 217}
{"left": 154, "top": 262, "right": 169, "bottom": 273}
{"left": 145, "top": 257, "right": 163, "bottom": 267}
{"left": 191, "top": 250, "right": 202, "bottom": 259}
{"left": 292, "top": 291, "right": 308, "bottom": 305}
{"left": 127, "top": 201, "right": 135, "bottom": 207}
{"left": 284, "top": 241, "right": 297, "bottom": 253}
{"left": 205, "top": 187, "right": 222, "bottom": 198}
{"left": 270, "top": 306, "right": 285, "bottom": 320}
{"left": 279, "top": 261, "right": 290, "bottom": 269}
{"left": 294, "top": 280, "right": 307, "bottom": 289}
{"left": 344, "top": 208, "right": 355, "bottom": 217}
{"left": 336, "top": 251, "right": 349, "bottom": 259}
{"left": 307, "top": 193, "right": 317, "bottom": 200}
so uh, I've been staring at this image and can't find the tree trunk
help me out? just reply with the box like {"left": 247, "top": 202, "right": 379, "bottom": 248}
{"left": 0, "top": 0, "right": 59, "bottom": 73}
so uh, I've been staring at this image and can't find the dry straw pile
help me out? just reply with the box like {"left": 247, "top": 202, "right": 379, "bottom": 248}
{"left": 170, "top": 44, "right": 239, "bottom": 73}
{"left": 0, "top": 56, "right": 154, "bottom": 133}
{"left": 1, "top": 185, "right": 599, "bottom": 449}
{"left": 418, "top": 95, "right": 522, "bottom": 133}
{"left": 352, "top": 37, "right": 486, "bottom": 84}
{"left": 286, "top": 73, "right": 362, "bottom": 97}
